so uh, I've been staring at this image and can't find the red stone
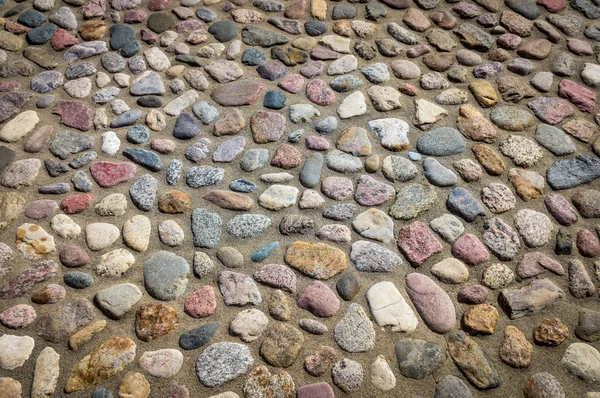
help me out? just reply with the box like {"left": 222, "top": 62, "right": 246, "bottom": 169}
{"left": 50, "top": 29, "right": 79, "bottom": 51}
{"left": 576, "top": 229, "right": 600, "bottom": 258}
{"left": 60, "top": 193, "right": 93, "bottom": 214}
{"left": 296, "top": 281, "right": 340, "bottom": 317}
{"left": 306, "top": 78, "right": 336, "bottom": 106}
{"left": 558, "top": 79, "right": 596, "bottom": 113}
{"left": 184, "top": 286, "right": 217, "bottom": 318}
{"left": 53, "top": 101, "right": 94, "bottom": 131}
{"left": 0, "top": 82, "right": 21, "bottom": 92}
{"left": 148, "top": 0, "right": 172, "bottom": 11}
{"left": 124, "top": 9, "right": 148, "bottom": 23}
{"left": 271, "top": 144, "right": 303, "bottom": 169}
{"left": 396, "top": 221, "right": 442, "bottom": 266}
{"left": 536, "top": 0, "right": 566, "bottom": 12}
{"left": 90, "top": 161, "right": 137, "bottom": 188}
{"left": 305, "top": 136, "right": 330, "bottom": 151}
{"left": 451, "top": 233, "right": 490, "bottom": 266}
{"left": 527, "top": 97, "right": 573, "bottom": 125}
{"left": 211, "top": 81, "right": 265, "bottom": 107}
{"left": 278, "top": 74, "right": 306, "bottom": 93}
{"left": 0, "top": 260, "right": 58, "bottom": 300}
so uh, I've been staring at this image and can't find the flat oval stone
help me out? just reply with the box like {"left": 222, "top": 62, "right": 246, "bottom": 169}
{"left": 196, "top": 342, "right": 254, "bottom": 387}
{"left": 144, "top": 251, "right": 189, "bottom": 301}
{"left": 405, "top": 273, "right": 456, "bottom": 333}
{"left": 416, "top": 127, "right": 466, "bottom": 156}
{"left": 297, "top": 281, "right": 340, "bottom": 317}
{"left": 179, "top": 322, "right": 218, "bottom": 350}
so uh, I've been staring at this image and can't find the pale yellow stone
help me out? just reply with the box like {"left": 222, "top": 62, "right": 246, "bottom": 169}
{"left": 32, "top": 347, "right": 60, "bottom": 398}
{"left": 311, "top": 0, "right": 327, "bottom": 20}
{"left": 69, "top": 320, "right": 108, "bottom": 350}
{"left": 0, "top": 110, "right": 39, "bottom": 143}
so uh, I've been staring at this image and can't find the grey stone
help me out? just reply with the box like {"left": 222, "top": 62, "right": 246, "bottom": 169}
{"left": 144, "top": 251, "right": 189, "bottom": 301}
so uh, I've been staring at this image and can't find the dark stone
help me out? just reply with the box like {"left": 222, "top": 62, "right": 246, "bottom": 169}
{"left": 109, "top": 24, "right": 136, "bottom": 50}
{"left": 179, "top": 322, "right": 219, "bottom": 350}
{"left": 336, "top": 272, "right": 360, "bottom": 301}
{"left": 263, "top": 90, "right": 286, "bottom": 109}
{"left": 137, "top": 95, "right": 162, "bottom": 107}
{"left": 305, "top": 20, "right": 327, "bottom": 36}
{"left": 63, "top": 271, "right": 94, "bottom": 289}
{"left": 123, "top": 148, "right": 162, "bottom": 171}
{"left": 208, "top": 21, "right": 238, "bottom": 42}
{"left": 27, "top": 23, "right": 57, "bottom": 45}
{"left": 0, "top": 146, "right": 16, "bottom": 174}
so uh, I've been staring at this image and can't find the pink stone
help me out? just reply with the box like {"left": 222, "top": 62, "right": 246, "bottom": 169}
{"left": 310, "top": 49, "right": 341, "bottom": 60}
{"left": 0, "top": 304, "right": 36, "bottom": 328}
{"left": 321, "top": 177, "right": 354, "bottom": 201}
{"left": 253, "top": 264, "right": 297, "bottom": 293}
{"left": 497, "top": 33, "right": 521, "bottom": 49}
{"left": 184, "top": 286, "right": 217, "bottom": 318}
{"left": 148, "top": 0, "right": 172, "bottom": 11}
{"left": 354, "top": 175, "right": 395, "bottom": 206}
{"left": 211, "top": 81, "right": 265, "bottom": 106}
{"left": 577, "top": 229, "right": 600, "bottom": 258}
{"left": 0, "top": 82, "right": 21, "bottom": 92}
{"left": 53, "top": 101, "right": 94, "bottom": 131}
{"left": 90, "top": 161, "right": 137, "bottom": 187}
{"left": 176, "top": 20, "right": 203, "bottom": 33}
{"left": 278, "top": 74, "right": 306, "bottom": 93}
{"left": 270, "top": 144, "right": 303, "bottom": 169}
{"left": 451, "top": 233, "right": 489, "bottom": 266}
{"left": 0, "top": 260, "right": 58, "bottom": 300}
{"left": 305, "top": 136, "right": 330, "bottom": 151}
{"left": 558, "top": 79, "right": 596, "bottom": 113}
{"left": 396, "top": 221, "right": 443, "bottom": 266}
{"left": 82, "top": 0, "right": 107, "bottom": 18}
{"left": 517, "top": 251, "right": 565, "bottom": 279}
{"left": 50, "top": 29, "right": 78, "bottom": 51}
{"left": 566, "top": 38, "right": 593, "bottom": 56}
{"left": 59, "top": 244, "right": 91, "bottom": 267}
{"left": 306, "top": 78, "right": 336, "bottom": 106}
{"left": 297, "top": 382, "right": 335, "bottom": 398}
{"left": 140, "top": 29, "right": 156, "bottom": 44}
{"left": 300, "top": 61, "right": 325, "bottom": 78}
{"left": 544, "top": 193, "right": 578, "bottom": 226}
{"left": 296, "top": 281, "right": 340, "bottom": 317}
{"left": 124, "top": 9, "right": 148, "bottom": 23}
{"left": 24, "top": 200, "right": 58, "bottom": 220}
{"left": 151, "top": 139, "right": 176, "bottom": 154}
{"left": 536, "top": 0, "right": 566, "bottom": 12}
{"left": 60, "top": 193, "right": 93, "bottom": 214}
{"left": 458, "top": 285, "right": 489, "bottom": 304}
{"left": 406, "top": 273, "right": 456, "bottom": 333}
{"left": 527, "top": 97, "right": 574, "bottom": 125}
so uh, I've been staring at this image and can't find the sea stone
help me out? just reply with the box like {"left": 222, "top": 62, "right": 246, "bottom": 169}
{"left": 284, "top": 241, "right": 347, "bottom": 279}
{"left": 406, "top": 273, "right": 456, "bottom": 333}
{"left": 367, "top": 281, "right": 417, "bottom": 332}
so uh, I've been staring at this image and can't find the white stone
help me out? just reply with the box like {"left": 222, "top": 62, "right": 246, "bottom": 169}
{"left": 371, "top": 355, "right": 396, "bottom": 391}
{"left": 63, "top": 78, "right": 92, "bottom": 98}
{"left": 95, "top": 193, "right": 128, "bottom": 216}
{"left": 96, "top": 72, "right": 111, "bottom": 88}
{"left": 328, "top": 55, "right": 358, "bottom": 75}
{"left": 352, "top": 209, "right": 394, "bottom": 243}
{"left": 16, "top": 223, "right": 55, "bottom": 260}
{"left": 562, "top": 343, "right": 600, "bottom": 383}
{"left": 101, "top": 131, "right": 120, "bottom": 156}
{"left": 413, "top": 98, "right": 448, "bottom": 129}
{"left": 258, "top": 185, "right": 299, "bottom": 210}
{"left": 431, "top": 258, "right": 469, "bottom": 284}
{"left": 110, "top": 99, "right": 130, "bottom": 115}
{"left": 581, "top": 63, "right": 600, "bottom": 88}
{"left": 139, "top": 349, "right": 183, "bottom": 378}
{"left": 144, "top": 47, "right": 171, "bottom": 71}
{"left": 114, "top": 73, "right": 130, "bottom": 87}
{"left": 338, "top": 91, "right": 367, "bottom": 119}
{"left": 0, "top": 334, "right": 35, "bottom": 370}
{"left": 158, "top": 220, "right": 185, "bottom": 247}
{"left": 0, "top": 110, "right": 39, "bottom": 143}
{"left": 164, "top": 90, "right": 200, "bottom": 116}
{"left": 123, "top": 215, "right": 151, "bottom": 252}
{"left": 50, "top": 214, "right": 81, "bottom": 239}
{"left": 368, "top": 118, "right": 410, "bottom": 151}
{"left": 85, "top": 222, "right": 120, "bottom": 251}
{"left": 94, "top": 108, "right": 108, "bottom": 129}
{"left": 366, "top": 281, "right": 418, "bottom": 332}
{"left": 229, "top": 309, "right": 269, "bottom": 343}
{"left": 96, "top": 248, "right": 136, "bottom": 277}
{"left": 429, "top": 213, "right": 464, "bottom": 243}
{"left": 319, "top": 35, "right": 351, "bottom": 53}
{"left": 32, "top": 347, "right": 60, "bottom": 398}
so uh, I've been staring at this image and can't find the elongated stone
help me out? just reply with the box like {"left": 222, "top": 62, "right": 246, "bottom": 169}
{"left": 446, "top": 331, "right": 500, "bottom": 389}
{"left": 499, "top": 278, "right": 564, "bottom": 319}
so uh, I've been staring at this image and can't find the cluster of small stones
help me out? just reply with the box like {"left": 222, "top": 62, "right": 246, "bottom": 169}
{"left": 2, "top": 0, "right": 600, "bottom": 395}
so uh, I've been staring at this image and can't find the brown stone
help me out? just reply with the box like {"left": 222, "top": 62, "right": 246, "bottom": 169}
{"left": 37, "top": 299, "right": 96, "bottom": 343}
{"left": 456, "top": 104, "right": 497, "bottom": 143}
{"left": 499, "top": 325, "right": 533, "bottom": 368}
{"left": 403, "top": 8, "right": 431, "bottom": 32}
{"left": 270, "top": 144, "right": 303, "bottom": 169}
{"left": 119, "top": 372, "right": 150, "bottom": 398}
{"left": 517, "top": 39, "right": 553, "bottom": 59}
{"left": 158, "top": 190, "right": 191, "bottom": 213}
{"left": 508, "top": 169, "right": 543, "bottom": 201}
{"left": 65, "top": 337, "right": 136, "bottom": 393}
{"left": 472, "top": 144, "right": 505, "bottom": 175}
{"left": 500, "top": 10, "right": 533, "bottom": 37}
{"left": 284, "top": 0, "right": 307, "bottom": 19}
{"left": 284, "top": 241, "right": 347, "bottom": 280}
{"left": 242, "top": 365, "right": 295, "bottom": 398}
{"left": 496, "top": 75, "right": 536, "bottom": 103}
{"left": 0, "top": 377, "right": 21, "bottom": 398}
{"left": 533, "top": 317, "right": 569, "bottom": 346}
{"left": 422, "top": 53, "right": 455, "bottom": 72}
{"left": 260, "top": 323, "right": 304, "bottom": 367}
{"left": 469, "top": 79, "right": 498, "bottom": 108}
{"left": 202, "top": 190, "right": 254, "bottom": 210}
{"left": 135, "top": 302, "right": 179, "bottom": 342}
{"left": 251, "top": 111, "right": 286, "bottom": 143}
{"left": 214, "top": 109, "right": 246, "bottom": 136}
{"left": 211, "top": 80, "right": 265, "bottom": 107}
{"left": 562, "top": 118, "right": 596, "bottom": 143}
{"left": 69, "top": 320, "right": 107, "bottom": 350}
{"left": 23, "top": 125, "right": 53, "bottom": 153}
{"left": 462, "top": 304, "right": 499, "bottom": 335}
{"left": 79, "top": 20, "right": 107, "bottom": 41}
{"left": 333, "top": 20, "right": 352, "bottom": 37}
{"left": 304, "top": 346, "right": 337, "bottom": 376}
